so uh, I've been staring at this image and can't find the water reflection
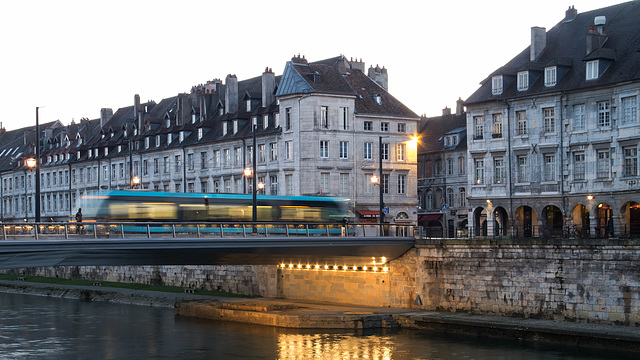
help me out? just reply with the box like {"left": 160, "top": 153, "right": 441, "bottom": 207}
{"left": 0, "top": 293, "right": 635, "bottom": 360}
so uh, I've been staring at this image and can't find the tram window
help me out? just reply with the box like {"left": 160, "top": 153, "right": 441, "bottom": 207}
{"left": 280, "top": 206, "right": 322, "bottom": 222}
{"left": 109, "top": 202, "right": 177, "bottom": 221}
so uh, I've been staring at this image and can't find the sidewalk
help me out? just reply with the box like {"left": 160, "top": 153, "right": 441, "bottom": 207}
{"left": 1, "top": 279, "right": 639, "bottom": 352}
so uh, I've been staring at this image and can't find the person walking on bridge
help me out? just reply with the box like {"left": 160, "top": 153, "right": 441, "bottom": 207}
{"left": 75, "top": 208, "right": 82, "bottom": 234}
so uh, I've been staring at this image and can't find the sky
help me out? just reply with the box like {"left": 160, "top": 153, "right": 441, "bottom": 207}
{"left": 0, "top": 0, "right": 627, "bottom": 131}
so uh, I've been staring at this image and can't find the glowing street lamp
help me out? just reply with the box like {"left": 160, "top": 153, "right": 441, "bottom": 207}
{"left": 132, "top": 176, "right": 141, "bottom": 188}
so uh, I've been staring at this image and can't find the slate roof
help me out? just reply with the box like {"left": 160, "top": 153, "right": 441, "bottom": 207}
{"left": 465, "top": 1, "right": 640, "bottom": 105}
{"left": 418, "top": 113, "right": 467, "bottom": 154}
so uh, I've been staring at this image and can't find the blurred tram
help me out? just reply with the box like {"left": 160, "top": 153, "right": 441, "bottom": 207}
{"left": 80, "top": 190, "right": 352, "bottom": 224}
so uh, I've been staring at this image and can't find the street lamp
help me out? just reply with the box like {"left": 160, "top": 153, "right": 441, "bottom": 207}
{"left": 132, "top": 176, "right": 141, "bottom": 189}
{"left": 33, "top": 107, "right": 42, "bottom": 222}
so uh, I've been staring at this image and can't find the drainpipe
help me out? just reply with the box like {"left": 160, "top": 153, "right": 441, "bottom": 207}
{"left": 497, "top": 99, "right": 513, "bottom": 237}
{"left": 560, "top": 92, "right": 567, "bottom": 226}
{"left": 241, "top": 138, "right": 247, "bottom": 194}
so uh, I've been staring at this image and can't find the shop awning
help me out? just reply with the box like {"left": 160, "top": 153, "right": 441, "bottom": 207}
{"left": 358, "top": 210, "right": 380, "bottom": 218}
{"left": 419, "top": 214, "right": 442, "bottom": 222}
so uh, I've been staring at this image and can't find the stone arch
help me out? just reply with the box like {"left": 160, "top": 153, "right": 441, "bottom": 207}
{"left": 514, "top": 205, "right": 538, "bottom": 237}
{"left": 620, "top": 201, "right": 640, "bottom": 237}
{"left": 542, "top": 205, "right": 563, "bottom": 238}
{"left": 493, "top": 206, "right": 509, "bottom": 236}
{"left": 569, "top": 204, "right": 590, "bottom": 238}
{"left": 595, "top": 202, "right": 614, "bottom": 237}
{"left": 473, "top": 207, "right": 488, "bottom": 236}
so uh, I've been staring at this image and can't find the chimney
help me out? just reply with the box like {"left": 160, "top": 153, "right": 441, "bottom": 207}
{"left": 442, "top": 107, "right": 451, "bottom": 116}
{"left": 262, "top": 67, "right": 276, "bottom": 108}
{"left": 586, "top": 16, "right": 607, "bottom": 54}
{"left": 291, "top": 54, "right": 308, "bottom": 64}
{"left": 350, "top": 57, "right": 365, "bottom": 72}
{"left": 564, "top": 6, "right": 577, "bottom": 22}
{"left": 133, "top": 94, "right": 141, "bottom": 130}
{"left": 100, "top": 108, "right": 113, "bottom": 128}
{"left": 530, "top": 27, "right": 546, "bottom": 61}
{"left": 456, "top": 97, "right": 464, "bottom": 116}
{"left": 367, "top": 65, "right": 389, "bottom": 90}
{"left": 225, "top": 74, "right": 238, "bottom": 114}
{"left": 177, "top": 93, "right": 189, "bottom": 126}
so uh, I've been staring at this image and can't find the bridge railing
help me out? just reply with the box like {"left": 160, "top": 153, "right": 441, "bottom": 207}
{"left": 0, "top": 222, "right": 416, "bottom": 240}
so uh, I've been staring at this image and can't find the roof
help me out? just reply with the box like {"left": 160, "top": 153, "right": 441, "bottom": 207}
{"left": 465, "top": 1, "right": 640, "bottom": 105}
{"left": 418, "top": 112, "right": 467, "bottom": 154}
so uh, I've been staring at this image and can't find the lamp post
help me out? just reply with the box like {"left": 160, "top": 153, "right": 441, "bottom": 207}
{"left": 370, "top": 136, "right": 385, "bottom": 236}
{"left": 252, "top": 123, "right": 257, "bottom": 224}
{"left": 34, "top": 107, "right": 41, "bottom": 223}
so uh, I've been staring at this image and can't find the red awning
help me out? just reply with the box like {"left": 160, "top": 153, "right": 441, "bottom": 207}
{"left": 419, "top": 214, "right": 442, "bottom": 222}
{"left": 358, "top": 210, "right": 380, "bottom": 218}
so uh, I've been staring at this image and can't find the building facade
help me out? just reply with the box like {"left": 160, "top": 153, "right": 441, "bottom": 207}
{"left": 464, "top": 2, "right": 640, "bottom": 238}
{"left": 0, "top": 55, "right": 419, "bottom": 226}
{"left": 417, "top": 101, "right": 468, "bottom": 237}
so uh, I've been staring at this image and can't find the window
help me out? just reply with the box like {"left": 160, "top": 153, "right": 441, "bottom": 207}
{"left": 201, "top": 151, "right": 208, "bottom": 169}
{"left": 174, "top": 155, "right": 181, "bottom": 172}
{"left": 544, "top": 154, "right": 556, "bottom": 181}
{"left": 597, "top": 150, "right": 610, "bottom": 178}
{"left": 447, "top": 158, "right": 454, "bottom": 175}
{"left": 187, "top": 153, "right": 194, "bottom": 171}
{"left": 153, "top": 158, "right": 159, "bottom": 174}
{"left": 364, "top": 121, "right": 373, "bottom": 131}
{"left": 396, "top": 143, "right": 406, "bottom": 161}
{"left": 435, "top": 159, "right": 442, "bottom": 175}
{"left": 270, "top": 143, "right": 277, "bottom": 161}
{"left": 188, "top": 182, "right": 195, "bottom": 193}
{"left": 473, "top": 116, "right": 484, "bottom": 139}
{"left": 397, "top": 174, "right": 406, "bottom": 194}
{"left": 339, "top": 141, "right": 348, "bottom": 159}
{"left": 212, "top": 150, "right": 220, "bottom": 167}
{"left": 381, "top": 143, "right": 389, "bottom": 161}
{"left": 459, "top": 188, "right": 466, "bottom": 207}
{"left": 573, "top": 104, "right": 586, "bottom": 131}
{"left": 545, "top": 66, "right": 557, "bottom": 87}
{"left": 163, "top": 156, "right": 169, "bottom": 174}
{"left": 269, "top": 175, "right": 278, "bottom": 195}
{"left": 364, "top": 173, "right": 373, "bottom": 195}
{"left": 381, "top": 122, "right": 389, "bottom": 132}
{"left": 492, "top": 114, "right": 502, "bottom": 138}
{"left": 340, "top": 107, "right": 348, "bottom": 130}
{"left": 398, "top": 123, "right": 406, "bottom": 133}
{"left": 516, "top": 111, "right": 527, "bottom": 135}
{"left": 320, "top": 140, "right": 329, "bottom": 158}
{"left": 274, "top": 113, "right": 280, "bottom": 128}
{"left": 447, "top": 188, "right": 454, "bottom": 207}
{"left": 285, "top": 107, "right": 292, "bottom": 130}
{"left": 586, "top": 60, "right": 599, "bottom": 80}
{"left": 198, "top": 128, "right": 203, "bottom": 140}
{"left": 263, "top": 115, "right": 269, "bottom": 129}
{"left": 213, "top": 181, "right": 220, "bottom": 193}
{"left": 382, "top": 174, "right": 389, "bottom": 194}
{"left": 224, "top": 179, "right": 231, "bottom": 193}
{"left": 492, "top": 75, "right": 503, "bottom": 95}
{"left": 494, "top": 158, "right": 505, "bottom": 184}
{"left": 156, "top": 135, "right": 160, "bottom": 147}
{"left": 246, "top": 99, "right": 251, "bottom": 112}
{"left": 285, "top": 141, "right": 293, "bottom": 160}
{"left": 458, "top": 156, "right": 466, "bottom": 175}
{"left": 517, "top": 155, "right": 528, "bottom": 183}
{"left": 258, "top": 144, "right": 265, "bottom": 163}
{"left": 621, "top": 96, "right": 638, "bottom": 125}
{"left": 284, "top": 174, "right": 293, "bottom": 195}
{"left": 233, "top": 120, "right": 238, "bottom": 134}
{"left": 234, "top": 147, "right": 241, "bottom": 166}
{"left": 517, "top": 71, "right": 528, "bottom": 91}
{"left": 320, "top": 172, "right": 330, "bottom": 194}
{"left": 339, "top": 173, "right": 349, "bottom": 194}
{"left": 201, "top": 180, "right": 208, "bottom": 193}
{"left": 364, "top": 142, "right": 372, "bottom": 160}
{"left": 624, "top": 146, "right": 638, "bottom": 176}
{"left": 597, "top": 101, "right": 610, "bottom": 127}
{"left": 474, "top": 159, "right": 484, "bottom": 184}
{"left": 543, "top": 107, "right": 555, "bottom": 133}
{"left": 320, "top": 106, "right": 329, "bottom": 128}
{"left": 574, "top": 153, "right": 585, "bottom": 180}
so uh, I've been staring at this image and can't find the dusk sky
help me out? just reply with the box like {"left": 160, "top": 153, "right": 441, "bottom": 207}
{"left": 0, "top": 0, "right": 625, "bottom": 130}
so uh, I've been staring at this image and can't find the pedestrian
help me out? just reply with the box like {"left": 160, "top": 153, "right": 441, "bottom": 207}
{"left": 75, "top": 208, "right": 82, "bottom": 234}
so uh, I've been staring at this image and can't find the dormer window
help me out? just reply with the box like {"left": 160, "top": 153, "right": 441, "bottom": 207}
{"left": 101, "top": 133, "right": 105, "bottom": 139}
{"left": 219, "top": 108, "right": 224, "bottom": 116}
{"left": 252, "top": 117, "right": 257, "bottom": 127}
{"left": 145, "top": 137, "right": 149, "bottom": 149}
{"left": 165, "top": 118, "right": 171, "bottom": 128}
{"left": 492, "top": 76, "right": 503, "bottom": 95}
{"left": 77, "top": 151, "right": 81, "bottom": 160}
{"left": 66, "top": 153, "right": 70, "bottom": 160}
{"left": 167, "top": 133, "right": 172, "bottom": 144}
{"left": 198, "top": 128, "right": 203, "bottom": 140}
{"left": 179, "top": 131, "right": 184, "bottom": 142}
{"left": 374, "top": 94, "right": 382, "bottom": 105}
{"left": 155, "top": 135, "right": 160, "bottom": 147}
{"left": 191, "top": 113, "right": 196, "bottom": 124}
{"left": 586, "top": 60, "right": 599, "bottom": 80}
{"left": 274, "top": 113, "right": 280, "bottom": 127}
{"left": 117, "top": 145, "right": 122, "bottom": 153}
{"left": 263, "top": 115, "right": 269, "bottom": 129}
{"left": 222, "top": 122, "right": 228, "bottom": 136}
{"left": 124, "top": 129, "right": 128, "bottom": 138}
{"left": 233, "top": 120, "right": 238, "bottom": 134}
{"left": 104, "top": 147, "right": 107, "bottom": 156}
{"left": 545, "top": 66, "right": 557, "bottom": 87}
{"left": 246, "top": 99, "right": 251, "bottom": 112}
{"left": 133, "top": 127, "right": 138, "bottom": 136}
{"left": 517, "top": 71, "right": 529, "bottom": 91}
{"left": 48, "top": 156, "right": 52, "bottom": 163}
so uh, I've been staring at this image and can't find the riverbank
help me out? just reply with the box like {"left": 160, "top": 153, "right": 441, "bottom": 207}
{"left": 1, "top": 279, "right": 639, "bottom": 353}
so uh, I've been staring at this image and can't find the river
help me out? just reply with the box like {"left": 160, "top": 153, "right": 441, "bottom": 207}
{"left": 0, "top": 293, "right": 633, "bottom": 359}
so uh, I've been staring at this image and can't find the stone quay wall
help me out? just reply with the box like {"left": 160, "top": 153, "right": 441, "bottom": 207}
{"left": 8, "top": 242, "right": 640, "bottom": 326}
